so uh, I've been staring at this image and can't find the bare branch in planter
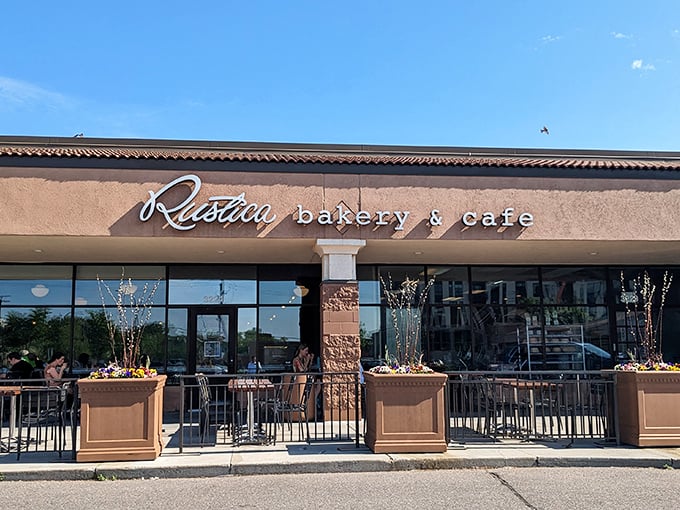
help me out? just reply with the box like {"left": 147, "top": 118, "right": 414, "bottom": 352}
{"left": 379, "top": 274, "right": 435, "bottom": 370}
{"left": 97, "top": 270, "right": 160, "bottom": 369}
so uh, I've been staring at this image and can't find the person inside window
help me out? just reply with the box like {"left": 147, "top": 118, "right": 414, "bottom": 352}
{"left": 44, "top": 352, "right": 68, "bottom": 387}
{"left": 292, "top": 344, "right": 314, "bottom": 373}
{"left": 247, "top": 356, "right": 262, "bottom": 374}
{"left": 5, "top": 352, "right": 34, "bottom": 379}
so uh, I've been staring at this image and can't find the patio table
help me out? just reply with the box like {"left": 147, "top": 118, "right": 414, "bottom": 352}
{"left": 228, "top": 378, "right": 274, "bottom": 445}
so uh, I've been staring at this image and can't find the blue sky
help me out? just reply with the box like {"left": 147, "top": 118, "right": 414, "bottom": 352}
{"left": 1, "top": 1, "right": 679, "bottom": 151}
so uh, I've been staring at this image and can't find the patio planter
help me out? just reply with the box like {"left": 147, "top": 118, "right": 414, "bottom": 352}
{"left": 364, "top": 371, "right": 448, "bottom": 453}
{"left": 77, "top": 375, "right": 167, "bottom": 462}
{"left": 615, "top": 370, "right": 680, "bottom": 447}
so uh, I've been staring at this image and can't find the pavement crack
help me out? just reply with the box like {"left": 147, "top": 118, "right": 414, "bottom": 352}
{"left": 489, "top": 471, "right": 538, "bottom": 510}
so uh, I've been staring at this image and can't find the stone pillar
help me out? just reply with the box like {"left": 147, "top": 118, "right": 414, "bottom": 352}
{"left": 314, "top": 239, "right": 365, "bottom": 420}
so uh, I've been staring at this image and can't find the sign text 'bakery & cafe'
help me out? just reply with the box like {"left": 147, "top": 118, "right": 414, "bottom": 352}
{"left": 139, "top": 174, "right": 534, "bottom": 232}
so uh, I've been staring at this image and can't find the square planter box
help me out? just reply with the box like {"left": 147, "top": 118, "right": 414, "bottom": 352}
{"left": 77, "top": 375, "right": 167, "bottom": 462}
{"left": 364, "top": 371, "right": 448, "bottom": 453}
{"left": 615, "top": 370, "right": 680, "bottom": 447}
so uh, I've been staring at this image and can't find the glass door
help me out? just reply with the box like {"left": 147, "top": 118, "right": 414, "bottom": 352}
{"left": 188, "top": 307, "right": 237, "bottom": 375}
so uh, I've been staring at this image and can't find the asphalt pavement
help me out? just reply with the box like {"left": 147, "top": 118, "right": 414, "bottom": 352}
{"left": 2, "top": 421, "right": 680, "bottom": 481}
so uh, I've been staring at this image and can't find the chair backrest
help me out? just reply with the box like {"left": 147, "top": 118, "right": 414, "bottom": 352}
{"left": 196, "top": 373, "right": 211, "bottom": 409}
{"left": 299, "top": 376, "right": 315, "bottom": 410}
{"left": 279, "top": 374, "right": 296, "bottom": 402}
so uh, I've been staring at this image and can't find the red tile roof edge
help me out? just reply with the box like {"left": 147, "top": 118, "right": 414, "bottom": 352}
{"left": 1, "top": 142, "right": 679, "bottom": 170}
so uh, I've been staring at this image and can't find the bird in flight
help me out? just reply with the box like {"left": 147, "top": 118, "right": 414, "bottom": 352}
{"left": 540, "top": 126, "right": 549, "bottom": 135}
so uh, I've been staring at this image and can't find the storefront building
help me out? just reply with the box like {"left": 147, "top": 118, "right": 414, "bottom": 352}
{"left": 2, "top": 136, "right": 680, "bottom": 382}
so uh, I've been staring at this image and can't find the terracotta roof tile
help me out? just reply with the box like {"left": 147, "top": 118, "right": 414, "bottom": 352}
{"left": 1, "top": 140, "right": 679, "bottom": 171}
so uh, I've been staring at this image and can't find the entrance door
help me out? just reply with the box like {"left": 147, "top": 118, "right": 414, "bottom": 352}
{"left": 188, "top": 307, "right": 237, "bottom": 375}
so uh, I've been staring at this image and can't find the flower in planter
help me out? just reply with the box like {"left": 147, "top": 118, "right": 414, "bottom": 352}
{"left": 89, "top": 272, "right": 160, "bottom": 379}
{"left": 615, "top": 270, "right": 680, "bottom": 371}
{"left": 368, "top": 274, "right": 436, "bottom": 374}
{"left": 88, "top": 365, "right": 158, "bottom": 378}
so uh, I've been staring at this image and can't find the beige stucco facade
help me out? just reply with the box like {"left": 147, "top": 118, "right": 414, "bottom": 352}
{"left": 2, "top": 164, "right": 680, "bottom": 266}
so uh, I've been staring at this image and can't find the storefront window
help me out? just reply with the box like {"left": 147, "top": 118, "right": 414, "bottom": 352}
{"left": 357, "top": 266, "right": 380, "bottom": 305}
{"left": 0, "top": 265, "right": 73, "bottom": 307}
{"left": 76, "top": 265, "right": 166, "bottom": 307}
{"left": 425, "top": 305, "right": 473, "bottom": 370}
{"left": 168, "top": 266, "right": 254, "bottom": 305}
{"left": 167, "top": 308, "right": 188, "bottom": 381}
{"left": 359, "top": 306, "right": 381, "bottom": 367}
{"left": 258, "top": 306, "right": 303, "bottom": 371}
{"left": 1, "top": 306, "right": 71, "bottom": 365}
{"left": 378, "top": 266, "right": 427, "bottom": 294}
{"left": 72, "top": 306, "right": 165, "bottom": 374}
{"left": 258, "top": 265, "right": 319, "bottom": 305}
{"left": 236, "top": 308, "right": 257, "bottom": 372}
{"left": 542, "top": 267, "right": 607, "bottom": 305}
{"left": 427, "top": 266, "right": 469, "bottom": 305}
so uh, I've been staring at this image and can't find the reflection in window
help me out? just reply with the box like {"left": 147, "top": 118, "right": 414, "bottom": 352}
{"left": 470, "top": 267, "right": 539, "bottom": 307}
{"left": 1, "top": 306, "right": 71, "bottom": 364}
{"left": 236, "top": 308, "right": 257, "bottom": 373}
{"left": 258, "top": 306, "right": 302, "bottom": 371}
{"left": 542, "top": 267, "right": 606, "bottom": 305}
{"left": 359, "top": 306, "right": 381, "bottom": 365}
{"left": 0, "top": 265, "right": 73, "bottom": 306}
{"left": 427, "top": 266, "right": 469, "bottom": 305}
{"left": 357, "top": 266, "right": 380, "bottom": 305}
{"left": 73, "top": 307, "right": 165, "bottom": 373}
{"left": 76, "top": 265, "right": 166, "bottom": 307}
{"left": 167, "top": 308, "right": 188, "bottom": 381}
{"left": 425, "top": 305, "right": 473, "bottom": 370}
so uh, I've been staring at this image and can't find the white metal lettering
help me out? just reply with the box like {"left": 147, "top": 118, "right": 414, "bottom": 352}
{"left": 139, "top": 174, "right": 276, "bottom": 231}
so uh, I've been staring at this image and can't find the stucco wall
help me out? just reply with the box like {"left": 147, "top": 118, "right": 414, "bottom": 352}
{"left": 2, "top": 167, "right": 680, "bottom": 242}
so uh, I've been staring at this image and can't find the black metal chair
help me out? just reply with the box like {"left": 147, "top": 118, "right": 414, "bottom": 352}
{"left": 268, "top": 375, "right": 314, "bottom": 444}
{"left": 195, "top": 374, "right": 214, "bottom": 445}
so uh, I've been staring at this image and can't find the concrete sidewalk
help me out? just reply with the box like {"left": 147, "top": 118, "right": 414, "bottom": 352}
{"left": 2, "top": 424, "right": 680, "bottom": 481}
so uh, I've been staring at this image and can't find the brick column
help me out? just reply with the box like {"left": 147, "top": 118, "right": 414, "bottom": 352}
{"left": 314, "top": 240, "right": 365, "bottom": 420}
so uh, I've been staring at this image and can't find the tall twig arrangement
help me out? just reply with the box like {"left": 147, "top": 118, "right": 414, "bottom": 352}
{"left": 620, "top": 270, "right": 673, "bottom": 363}
{"left": 97, "top": 272, "right": 160, "bottom": 368}
{"left": 379, "top": 274, "right": 435, "bottom": 368}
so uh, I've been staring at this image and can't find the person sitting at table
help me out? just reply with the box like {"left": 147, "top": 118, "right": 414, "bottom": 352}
{"left": 292, "top": 344, "right": 314, "bottom": 373}
{"left": 44, "top": 352, "right": 68, "bottom": 387}
{"left": 5, "top": 352, "right": 34, "bottom": 379}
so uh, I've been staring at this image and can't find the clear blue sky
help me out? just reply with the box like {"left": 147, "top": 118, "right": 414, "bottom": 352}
{"left": 1, "top": 1, "right": 679, "bottom": 151}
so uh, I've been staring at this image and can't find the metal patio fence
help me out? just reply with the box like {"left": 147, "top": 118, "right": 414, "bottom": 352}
{"left": 0, "top": 370, "right": 618, "bottom": 460}
{"left": 445, "top": 371, "right": 616, "bottom": 444}
{"left": 0, "top": 378, "right": 78, "bottom": 460}
{"left": 178, "top": 372, "right": 362, "bottom": 452}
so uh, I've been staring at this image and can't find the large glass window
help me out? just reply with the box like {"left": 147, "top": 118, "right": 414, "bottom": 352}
{"left": 3, "top": 262, "right": 679, "bottom": 376}
{"left": 0, "top": 265, "right": 73, "bottom": 307}
{"left": 167, "top": 308, "right": 188, "bottom": 381}
{"left": 236, "top": 308, "right": 258, "bottom": 372}
{"left": 1, "top": 306, "right": 71, "bottom": 364}
{"left": 427, "top": 266, "right": 469, "bottom": 305}
{"left": 258, "top": 265, "right": 319, "bottom": 305}
{"left": 542, "top": 267, "right": 607, "bottom": 305}
{"left": 359, "top": 306, "right": 381, "bottom": 367}
{"left": 169, "top": 266, "right": 256, "bottom": 305}
{"left": 72, "top": 306, "right": 165, "bottom": 374}
{"left": 76, "top": 265, "right": 166, "bottom": 307}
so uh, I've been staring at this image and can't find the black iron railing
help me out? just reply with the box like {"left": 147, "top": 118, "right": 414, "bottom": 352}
{"left": 178, "top": 372, "right": 362, "bottom": 452}
{"left": 0, "top": 378, "right": 78, "bottom": 460}
{"left": 445, "top": 371, "right": 616, "bottom": 444}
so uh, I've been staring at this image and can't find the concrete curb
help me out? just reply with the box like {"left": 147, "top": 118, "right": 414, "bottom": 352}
{"left": 2, "top": 440, "right": 680, "bottom": 481}
{"left": 3, "top": 456, "right": 679, "bottom": 482}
